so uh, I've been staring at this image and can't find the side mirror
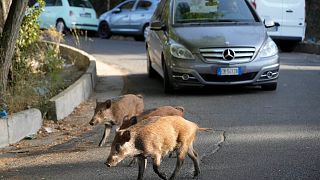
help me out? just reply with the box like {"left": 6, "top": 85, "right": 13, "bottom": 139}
{"left": 113, "top": 8, "right": 121, "bottom": 14}
{"left": 150, "top": 20, "right": 166, "bottom": 31}
{"left": 264, "top": 17, "right": 279, "bottom": 28}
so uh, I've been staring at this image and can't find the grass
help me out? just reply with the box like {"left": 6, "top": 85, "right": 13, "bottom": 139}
{"left": 5, "top": 28, "right": 85, "bottom": 118}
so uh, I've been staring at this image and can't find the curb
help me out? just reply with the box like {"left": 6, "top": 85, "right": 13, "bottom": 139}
{"left": 0, "top": 109, "right": 42, "bottom": 148}
{"left": 295, "top": 42, "right": 320, "bottom": 55}
{"left": 47, "top": 42, "right": 97, "bottom": 120}
{"left": 0, "top": 42, "right": 97, "bottom": 148}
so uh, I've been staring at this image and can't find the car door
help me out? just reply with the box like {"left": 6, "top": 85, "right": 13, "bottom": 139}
{"left": 39, "top": 0, "right": 60, "bottom": 28}
{"left": 255, "top": 0, "right": 283, "bottom": 37}
{"left": 130, "top": 0, "right": 153, "bottom": 33}
{"left": 282, "top": 0, "right": 305, "bottom": 40}
{"left": 109, "top": 1, "right": 135, "bottom": 32}
{"left": 148, "top": 0, "right": 168, "bottom": 76}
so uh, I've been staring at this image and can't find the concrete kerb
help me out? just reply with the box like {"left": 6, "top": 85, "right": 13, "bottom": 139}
{"left": 295, "top": 42, "right": 320, "bottom": 55}
{"left": 0, "top": 109, "right": 42, "bottom": 148}
{"left": 0, "top": 42, "right": 97, "bottom": 148}
{"left": 47, "top": 42, "right": 97, "bottom": 120}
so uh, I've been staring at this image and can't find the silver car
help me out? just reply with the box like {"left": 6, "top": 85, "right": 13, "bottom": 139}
{"left": 98, "top": 0, "right": 159, "bottom": 40}
{"left": 146, "top": 0, "right": 279, "bottom": 93}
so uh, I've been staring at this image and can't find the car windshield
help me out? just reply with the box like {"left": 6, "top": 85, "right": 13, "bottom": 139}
{"left": 173, "top": 0, "right": 257, "bottom": 24}
{"left": 68, "top": 0, "right": 93, "bottom": 8}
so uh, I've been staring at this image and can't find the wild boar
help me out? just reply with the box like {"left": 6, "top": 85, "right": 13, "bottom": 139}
{"left": 105, "top": 116, "right": 211, "bottom": 180}
{"left": 120, "top": 105, "right": 185, "bottom": 130}
{"left": 89, "top": 94, "right": 144, "bottom": 147}
{"left": 120, "top": 105, "right": 185, "bottom": 166}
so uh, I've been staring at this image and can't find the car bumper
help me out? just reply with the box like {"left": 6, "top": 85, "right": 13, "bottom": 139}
{"left": 167, "top": 54, "right": 279, "bottom": 88}
{"left": 66, "top": 19, "right": 99, "bottom": 31}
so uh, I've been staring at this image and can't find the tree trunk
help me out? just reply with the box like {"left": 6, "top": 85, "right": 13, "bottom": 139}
{"left": 0, "top": 0, "right": 12, "bottom": 34}
{"left": 0, "top": 0, "right": 28, "bottom": 105}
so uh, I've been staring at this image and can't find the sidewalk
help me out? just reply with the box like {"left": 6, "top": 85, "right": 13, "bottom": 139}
{"left": 0, "top": 56, "right": 126, "bottom": 161}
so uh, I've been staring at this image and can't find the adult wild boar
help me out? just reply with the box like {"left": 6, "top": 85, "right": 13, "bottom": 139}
{"left": 120, "top": 105, "right": 185, "bottom": 129}
{"left": 89, "top": 94, "right": 144, "bottom": 147}
{"left": 106, "top": 116, "right": 211, "bottom": 180}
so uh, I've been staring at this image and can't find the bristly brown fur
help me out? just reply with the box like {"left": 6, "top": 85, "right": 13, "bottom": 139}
{"left": 106, "top": 116, "right": 211, "bottom": 180}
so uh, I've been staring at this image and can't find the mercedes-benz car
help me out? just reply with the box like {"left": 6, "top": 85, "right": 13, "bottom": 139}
{"left": 98, "top": 0, "right": 159, "bottom": 40}
{"left": 146, "top": 0, "right": 279, "bottom": 93}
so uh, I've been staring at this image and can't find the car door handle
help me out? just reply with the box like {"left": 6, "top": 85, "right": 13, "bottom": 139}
{"left": 141, "top": 14, "right": 145, "bottom": 17}
{"left": 286, "top": 10, "right": 293, "bottom": 13}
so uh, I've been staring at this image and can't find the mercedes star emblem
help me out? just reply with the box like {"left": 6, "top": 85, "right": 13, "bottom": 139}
{"left": 222, "top": 49, "right": 235, "bottom": 61}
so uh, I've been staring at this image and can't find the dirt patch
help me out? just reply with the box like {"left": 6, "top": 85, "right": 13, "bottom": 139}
{"left": 0, "top": 99, "right": 96, "bottom": 159}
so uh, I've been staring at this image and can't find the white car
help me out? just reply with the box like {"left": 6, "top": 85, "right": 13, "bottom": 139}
{"left": 250, "top": 0, "right": 306, "bottom": 51}
{"left": 37, "top": 0, "right": 99, "bottom": 33}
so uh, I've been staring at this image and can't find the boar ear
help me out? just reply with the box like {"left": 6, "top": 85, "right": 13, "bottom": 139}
{"left": 104, "top": 99, "right": 112, "bottom": 109}
{"left": 130, "top": 116, "right": 138, "bottom": 125}
{"left": 175, "top": 106, "right": 184, "bottom": 112}
{"left": 122, "top": 130, "right": 131, "bottom": 142}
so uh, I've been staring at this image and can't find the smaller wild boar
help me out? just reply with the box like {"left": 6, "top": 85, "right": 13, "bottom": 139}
{"left": 120, "top": 105, "right": 185, "bottom": 130}
{"left": 106, "top": 116, "right": 211, "bottom": 180}
{"left": 89, "top": 94, "right": 144, "bottom": 147}
{"left": 120, "top": 105, "right": 185, "bottom": 166}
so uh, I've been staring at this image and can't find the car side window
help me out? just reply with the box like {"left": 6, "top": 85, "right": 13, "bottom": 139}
{"left": 159, "top": 0, "right": 169, "bottom": 24}
{"left": 136, "top": 1, "right": 152, "bottom": 10}
{"left": 45, "top": 0, "right": 56, "bottom": 6}
{"left": 55, "top": 0, "right": 62, "bottom": 6}
{"left": 152, "top": 0, "right": 167, "bottom": 21}
{"left": 120, "top": 1, "right": 135, "bottom": 10}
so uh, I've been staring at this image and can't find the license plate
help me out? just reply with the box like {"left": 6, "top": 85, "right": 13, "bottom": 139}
{"left": 80, "top": 13, "right": 91, "bottom": 18}
{"left": 217, "top": 67, "right": 242, "bottom": 76}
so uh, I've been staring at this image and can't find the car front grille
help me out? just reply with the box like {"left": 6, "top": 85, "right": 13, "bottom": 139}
{"left": 199, "top": 47, "right": 256, "bottom": 63}
{"left": 200, "top": 72, "right": 257, "bottom": 82}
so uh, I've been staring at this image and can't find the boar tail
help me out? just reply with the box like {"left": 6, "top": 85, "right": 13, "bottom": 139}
{"left": 136, "top": 94, "right": 144, "bottom": 99}
{"left": 174, "top": 106, "right": 184, "bottom": 112}
{"left": 198, "top": 128, "right": 212, "bottom": 132}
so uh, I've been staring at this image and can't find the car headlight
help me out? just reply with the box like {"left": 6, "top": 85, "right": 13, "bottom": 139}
{"left": 260, "top": 37, "right": 278, "bottom": 58}
{"left": 170, "top": 43, "right": 194, "bottom": 59}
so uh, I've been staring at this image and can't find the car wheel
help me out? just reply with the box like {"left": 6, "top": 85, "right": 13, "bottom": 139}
{"left": 146, "top": 48, "right": 157, "bottom": 78}
{"left": 143, "top": 25, "right": 150, "bottom": 40}
{"left": 134, "top": 25, "right": 148, "bottom": 41}
{"left": 98, "top": 21, "right": 111, "bottom": 39}
{"left": 56, "top": 20, "right": 66, "bottom": 33}
{"left": 261, "top": 82, "right": 277, "bottom": 91}
{"left": 163, "top": 61, "right": 174, "bottom": 94}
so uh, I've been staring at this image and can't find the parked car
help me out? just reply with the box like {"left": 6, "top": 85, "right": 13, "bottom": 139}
{"left": 98, "top": 0, "right": 159, "bottom": 40}
{"left": 250, "top": 0, "right": 306, "bottom": 51}
{"left": 146, "top": 0, "right": 279, "bottom": 93}
{"left": 37, "top": 0, "right": 99, "bottom": 33}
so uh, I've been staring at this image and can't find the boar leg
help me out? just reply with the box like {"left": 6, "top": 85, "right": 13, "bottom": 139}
{"left": 137, "top": 156, "right": 147, "bottom": 180}
{"left": 152, "top": 154, "right": 167, "bottom": 180}
{"left": 99, "top": 124, "right": 112, "bottom": 147}
{"left": 128, "top": 157, "right": 136, "bottom": 167}
{"left": 187, "top": 144, "right": 200, "bottom": 178}
{"left": 169, "top": 148, "right": 187, "bottom": 180}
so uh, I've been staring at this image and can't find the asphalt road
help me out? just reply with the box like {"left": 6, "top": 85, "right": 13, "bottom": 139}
{"left": 1, "top": 36, "right": 320, "bottom": 180}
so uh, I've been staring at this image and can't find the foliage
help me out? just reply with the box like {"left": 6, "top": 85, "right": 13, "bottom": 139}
{"left": 4, "top": 0, "right": 68, "bottom": 116}
{"left": 305, "top": 0, "right": 320, "bottom": 42}
{"left": 17, "top": 0, "right": 45, "bottom": 49}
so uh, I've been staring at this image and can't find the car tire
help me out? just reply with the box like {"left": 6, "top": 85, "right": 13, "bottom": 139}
{"left": 134, "top": 25, "right": 148, "bottom": 41}
{"left": 147, "top": 48, "right": 157, "bottom": 78}
{"left": 277, "top": 40, "right": 298, "bottom": 52}
{"left": 98, "top": 21, "right": 111, "bottom": 39}
{"left": 163, "top": 61, "right": 174, "bottom": 94}
{"left": 261, "top": 82, "right": 277, "bottom": 91}
{"left": 56, "top": 20, "right": 66, "bottom": 34}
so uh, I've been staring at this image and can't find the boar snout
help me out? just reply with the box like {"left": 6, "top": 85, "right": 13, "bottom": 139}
{"left": 89, "top": 118, "right": 97, "bottom": 126}
{"left": 105, "top": 162, "right": 111, "bottom": 167}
